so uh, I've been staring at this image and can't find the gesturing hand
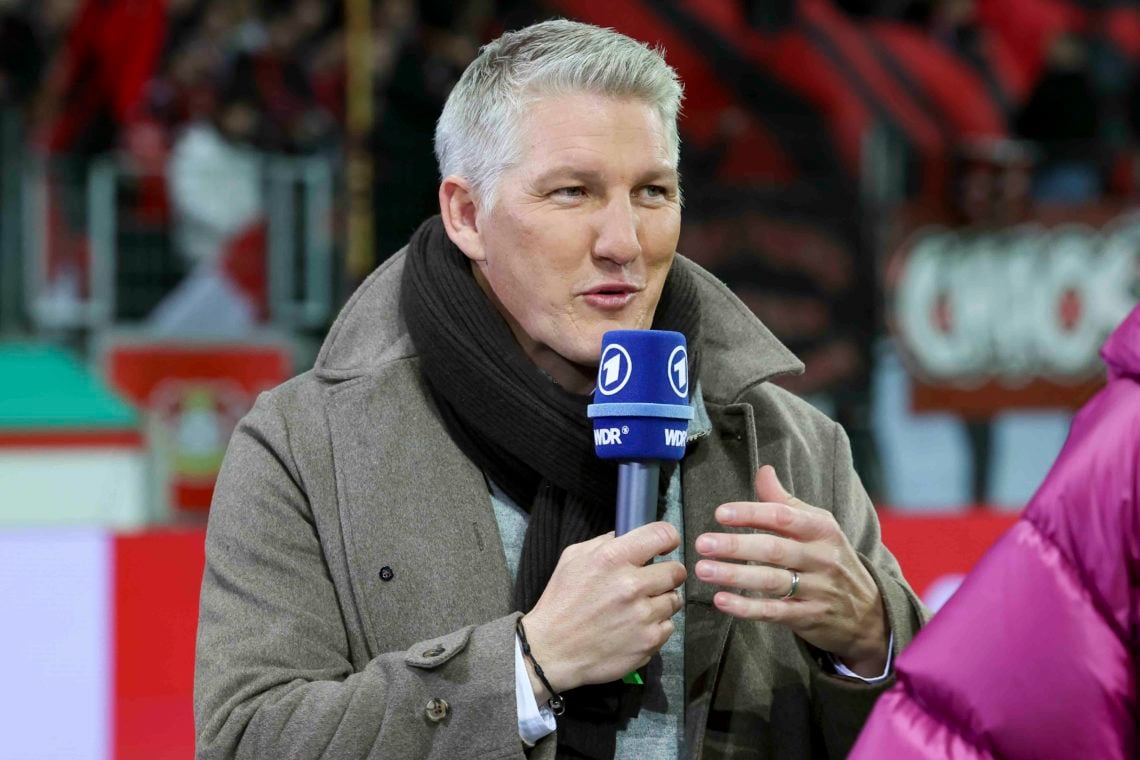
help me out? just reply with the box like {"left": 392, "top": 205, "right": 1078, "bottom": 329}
{"left": 694, "top": 465, "right": 889, "bottom": 677}
{"left": 521, "top": 522, "right": 687, "bottom": 700}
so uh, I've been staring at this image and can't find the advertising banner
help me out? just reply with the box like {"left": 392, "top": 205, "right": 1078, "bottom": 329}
{"left": 102, "top": 337, "right": 291, "bottom": 514}
{"left": 885, "top": 203, "right": 1139, "bottom": 416}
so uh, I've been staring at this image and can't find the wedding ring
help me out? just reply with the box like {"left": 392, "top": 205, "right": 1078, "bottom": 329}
{"left": 781, "top": 569, "right": 800, "bottom": 600}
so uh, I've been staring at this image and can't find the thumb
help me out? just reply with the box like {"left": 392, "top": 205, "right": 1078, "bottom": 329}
{"left": 755, "top": 465, "right": 797, "bottom": 506}
{"left": 612, "top": 521, "right": 681, "bottom": 566}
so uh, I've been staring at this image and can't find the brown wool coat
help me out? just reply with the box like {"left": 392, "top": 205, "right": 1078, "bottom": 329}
{"left": 194, "top": 251, "right": 928, "bottom": 760}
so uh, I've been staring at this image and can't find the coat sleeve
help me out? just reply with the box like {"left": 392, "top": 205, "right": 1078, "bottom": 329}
{"left": 194, "top": 394, "right": 529, "bottom": 760}
{"left": 806, "top": 421, "right": 930, "bottom": 758}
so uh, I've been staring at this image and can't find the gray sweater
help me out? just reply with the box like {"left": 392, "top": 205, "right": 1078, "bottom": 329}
{"left": 490, "top": 390, "right": 713, "bottom": 757}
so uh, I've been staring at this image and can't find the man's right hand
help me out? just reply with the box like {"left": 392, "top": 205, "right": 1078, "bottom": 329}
{"left": 520, "top": 522, "right": 687, "bottom": 700}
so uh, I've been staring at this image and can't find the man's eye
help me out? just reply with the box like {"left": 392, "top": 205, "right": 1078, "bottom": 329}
{"left": 552, "top": 186, "right": 586, "bottom": 198}
{"left": 641, "top": 185, "right": 669, "bottom": 199}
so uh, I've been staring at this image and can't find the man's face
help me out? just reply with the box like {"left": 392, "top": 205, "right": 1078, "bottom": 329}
{"left": 466, "top": 92, "right": 681, "bottom": 390}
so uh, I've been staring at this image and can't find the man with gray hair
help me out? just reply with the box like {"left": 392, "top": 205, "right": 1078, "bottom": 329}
{"left": 195, "top": 19, "right": 926, "bottom": 759}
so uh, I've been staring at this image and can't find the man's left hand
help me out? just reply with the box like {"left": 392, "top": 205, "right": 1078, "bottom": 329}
{"left": 694, "top": 465, "right": 889, "bottom": 678}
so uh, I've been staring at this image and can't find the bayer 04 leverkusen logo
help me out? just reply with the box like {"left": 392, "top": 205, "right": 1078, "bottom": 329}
{"left": 597, "top": 343, "right": 633, "bottom": 396}
{"left": 667, "top": 345, "right": 689, "bottom": 398}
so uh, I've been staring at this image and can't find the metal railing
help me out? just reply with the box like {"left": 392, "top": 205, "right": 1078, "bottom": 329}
{"left": 17, "top": 149, "right": 336, "bottom": 335}
{"left": 266, "top": 157, "right": 334, "bottom": 329}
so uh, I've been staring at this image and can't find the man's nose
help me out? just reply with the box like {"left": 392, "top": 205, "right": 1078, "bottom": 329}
{"left": 592, "top": 197, "right": 642, "bottom": 265}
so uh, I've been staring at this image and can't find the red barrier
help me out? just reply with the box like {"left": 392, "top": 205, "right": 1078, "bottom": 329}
{"left": 879, "top": 510, "right": 1019, "bottom": 607}
{"left": 113, "top": 530, "right": 205, "bottom": 760}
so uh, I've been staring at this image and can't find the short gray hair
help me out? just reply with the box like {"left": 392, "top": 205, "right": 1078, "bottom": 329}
{"left": 434, "top": 19, "right": 684, "bottom": 206}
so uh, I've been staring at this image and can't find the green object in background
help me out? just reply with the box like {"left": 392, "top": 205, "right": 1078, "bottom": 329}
{"left": 0, "top": 344, "right": 137, "bottom": 430}
{"left": 622, "top": 671, "right": 644, "bottom": 685}
{"left": 0, "top": 344, "right": 146, "bottom": 528}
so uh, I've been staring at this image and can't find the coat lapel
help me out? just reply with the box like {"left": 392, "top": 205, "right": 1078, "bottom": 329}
{"left": 326, "top": 361, "right": 514, "bottom": 657}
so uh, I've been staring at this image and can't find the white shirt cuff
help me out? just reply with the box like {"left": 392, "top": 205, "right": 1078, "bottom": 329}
{"left": 515, "top": 633, "right": 557, "bottom": 745}
{"left": 829, "top": 631, "right": 894, "bottom": 683}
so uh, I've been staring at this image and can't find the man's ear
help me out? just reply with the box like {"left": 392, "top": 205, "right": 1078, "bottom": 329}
{"left": 439, "top": 175, "right": 486, "bottom": 262}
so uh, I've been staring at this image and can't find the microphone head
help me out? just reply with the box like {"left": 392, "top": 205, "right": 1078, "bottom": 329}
{"left": 588, "top": 329, "right": 693, "bottom": 461}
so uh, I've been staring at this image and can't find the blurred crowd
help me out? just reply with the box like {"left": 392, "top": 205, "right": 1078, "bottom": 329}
{"left": 2, "top": 0, "right": 337, "bottom": 160}
{"left": 2, "top": 0, "right": 1139, "bottom": 216}
{"left": 0, "top": 1, "right": 1135, "bottom": 168}
{"left": 2, "top": 0, "right": 357, "bottom": 157}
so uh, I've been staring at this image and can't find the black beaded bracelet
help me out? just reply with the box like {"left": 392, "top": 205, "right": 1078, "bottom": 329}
{"left": 515, "top": 616, "right": 566, "bottom": 716}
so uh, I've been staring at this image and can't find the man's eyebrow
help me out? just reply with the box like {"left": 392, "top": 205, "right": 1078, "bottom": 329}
{"left": 531, "top": 164, "right": 679, "bottom": 185}
{"left": 531, "top": 166, "right": 605, "bottom": 185}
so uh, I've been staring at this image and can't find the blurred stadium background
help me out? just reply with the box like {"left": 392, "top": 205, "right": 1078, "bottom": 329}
{"left": 0, "top": 0, "right": 1137, "bottom": 756}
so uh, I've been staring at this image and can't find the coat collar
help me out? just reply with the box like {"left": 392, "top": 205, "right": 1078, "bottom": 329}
{"left": 313, "top": 248, "right": 805, "bottom": 400}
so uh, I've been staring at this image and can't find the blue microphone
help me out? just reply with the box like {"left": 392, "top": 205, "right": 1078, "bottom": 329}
{"left": 588, "top": 330, "right": 693, "bottom": 536}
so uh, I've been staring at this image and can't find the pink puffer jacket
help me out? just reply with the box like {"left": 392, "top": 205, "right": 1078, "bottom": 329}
{"left": 851, "top": 305, "right": 1140, "bottom": 760}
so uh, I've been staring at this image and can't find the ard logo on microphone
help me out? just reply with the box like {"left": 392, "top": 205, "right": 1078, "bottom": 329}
{"left": 597, "top": 344, "right": 633, "bottom": 396}
{"left": 668, "top": 346, "right": 689, "bottom": 398}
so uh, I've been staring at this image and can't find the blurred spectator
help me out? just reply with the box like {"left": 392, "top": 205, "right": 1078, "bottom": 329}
{"left": 916, "top": 0, "right": 1029, "bottom": 118}
{"left": 40, "top": 0, "right": 85, "bottom": 42}
{"left": 1128, "top": 65, "right": 1140, "bottom": 146}
{"left": 22, "top": 0, "right": 168, "bottom": 321}
{"left": 372, "top": 0, "right": 479, "bottom": 260}
{"left": 141, "top": 1, "right": 218, "bottom": 131}
{"left": 1015, "top": 32, "right": 1102, "bottom": 203}
{"left": 168, "top": 86, "right": 263, "bottom": 267}
{"left": 226, "top": 0, "right": 334, "bottom": 154}
{"left": 308, "top": 28, "right": 346, "bottom": 124}
{"left": 928, "top": 0, "right": 979, "bottom": 53}
{"left": 1110, "top": 64, "right": 1140, "bottom": 195}
{"left": 151, "top": 85, "right": 265, "bottom": 335}
{"left": 291, "top": 0, "right": 339, "bottom": 59}
{"left": 33, "top": 0, "right": 166, "bottom": 156}
{"left": 138, "top": 0, "right": 250, "bottom": 150}
{"left": 0, "top": 0, "right": 44, "bottom": 108}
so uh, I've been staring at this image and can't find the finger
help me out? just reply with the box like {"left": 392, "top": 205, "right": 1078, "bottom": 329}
{"left": 637, "top": 559, "right": 687, "bottom": 597}
{"left": 754, "top": 465, "right": 809, "bottom": 510}
{"left": 608, "top": 522, "right": 681, "bottom": 567}
{"left": 696, "top": 561, "right": 805, "bottom": 598}
{"left": 712, "top": 591, "right": 821, "bottom": 623}
{"left": 645, "top": 587, "right": 685, "bottom": 622}
{"left": 694, "top": 531, "right": 818, "bottom": 570}
{"left": 713, "top": 500, "right": 822, "bottom": 540}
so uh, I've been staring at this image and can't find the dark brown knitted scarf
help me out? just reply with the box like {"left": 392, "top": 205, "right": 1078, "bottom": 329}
{"left": 401, "top": 216, "right": 700, "bottom": 759}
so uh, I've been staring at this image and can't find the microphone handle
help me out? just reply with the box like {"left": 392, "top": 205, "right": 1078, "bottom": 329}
{"left": 616, "top": 461, "right": 660, "bottom": 536}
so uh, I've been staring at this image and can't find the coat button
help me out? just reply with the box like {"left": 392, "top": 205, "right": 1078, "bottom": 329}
{"left": 422, "top": 645, "right": 446, "bottom": 658}
{"left": 425, "top": 697, "right": 449, "bottom": 722}
{"left": 379, "top": 566, "right": 394, "bottom": 582}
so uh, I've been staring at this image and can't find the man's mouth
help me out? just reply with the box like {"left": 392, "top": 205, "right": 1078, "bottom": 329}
{"left": 581, "top": 283, "right": 641, "bottom": 310}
